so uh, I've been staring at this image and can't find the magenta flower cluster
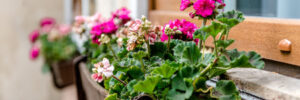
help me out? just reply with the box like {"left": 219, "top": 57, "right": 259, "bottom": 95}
{"left": 180, "top": 0, "right": 191, "bottom": 11}
{"left": 91, "top": 19, "right": 118, "bottom": 36}
{"left": 180, "top": 0, "right": 225, "bottom": 18}
{"left": 161, "top": 19, "right": 197, "bottom": 41}
{"left": 40, "top": 17, "right": 56, "bottom": 28}
{"left": 90, "top": 8, "right": 131, "bottom": 45}
{"left": 193, "top": 0, "right": 216, "bottom": 17}
{"left": 90, "top": 19, "right": 118, "bottom": 44}
{"left": 112, "top": 7, "right": 131, "bottom": 24}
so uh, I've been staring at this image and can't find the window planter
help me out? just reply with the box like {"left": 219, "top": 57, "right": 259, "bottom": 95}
{"left": 50, "top": 58, "right": 76, "bottom": 88}
{"left": 74, "top": 56, "right": 107, "bottom": 100}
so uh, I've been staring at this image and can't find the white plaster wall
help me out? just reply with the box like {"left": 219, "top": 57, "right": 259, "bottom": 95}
{"left": 0, "top": 0, "right": 64, "bottom": 100}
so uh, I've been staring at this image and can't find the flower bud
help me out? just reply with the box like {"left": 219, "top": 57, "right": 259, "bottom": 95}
{"left": 175, "top": 30, "right": 182, "bottom": 34}
{"left": 99, "top": 34, "right": 111, "bottom": 44}
{"left": 141, "top": 15, "right": 146, "bottom": 22}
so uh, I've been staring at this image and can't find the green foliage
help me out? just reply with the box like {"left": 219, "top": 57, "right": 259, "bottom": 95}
{"left": 216, "top": 80, "right": 241, "bottom": 100}
{"left": 221, "top": 49, "right": 265, "bottom": 69}
{"left": 173, "top": 42, "right": 201, "bottom": 65}
{"left": 84, "top": 9, "right": 264, "bottom": 100}
{"left": 194, "top": 29, "right": 209, "bottom": 41}
{"left": 201, "top": 22, "right": 226, "bottom": 38}
{"left": 167, "top": 75, "right": 194, "bottom": 100}
{"left": 133, "top": 76, "right": 161, "bottom": 94}
{"left": 216, "top": 39, "right": 235, "bottom": 49}
{"left": 217, "top": 10, "right": 245, "bottom": 28}
{"left": 40, "top": 34, "right": 77, "bottom": 63}
{"left": 152, "top": 62, "right": 178, "bottom": 78}
{"left": 150, "top": 42, "right": 167, "bottom": 58}
{"left": 105, "top": 93, "right": 118, "bottom": 100}
{"left": 133, "top": 51, "right": 147, "bottom": 60}
{"left": 127, "top": 66, "right": 144, "bottom": 80}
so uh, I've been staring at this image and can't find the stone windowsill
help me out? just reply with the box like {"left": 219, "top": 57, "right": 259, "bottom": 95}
{"left": 225, "top": 68, "right": 300, "bottom": 100}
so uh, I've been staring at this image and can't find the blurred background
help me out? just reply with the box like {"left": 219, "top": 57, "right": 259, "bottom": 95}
{"left": 1, "top": 0, "right": 300, "bottom": 100}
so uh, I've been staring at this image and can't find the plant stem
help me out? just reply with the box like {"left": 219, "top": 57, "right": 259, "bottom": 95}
{"left": 200, "top": 58, "right": 218, "bottom": 76}
{"left": 167, "top": 35, "right": 171, "bottom": 52}
{"left": 112, "top": 75, "right": 127, "bottom": 86}
{"left": 107, "top": 43, "right": 119, "bottom": 61}
{"left": 201, "top": 41, "right": 206, "bottom": 60}
{"left": 202, "top": 19, "right": 207, "bottom": 27}
{"left": 139, "top": 59, "right": 145, "bottom": 73}
{"left": 146, "top": 40, "right": 151, "bottom": 59}
{"left": 225, "top": 29, "right": 229, "bottom": 40}
{"left": 213, "top": 38, "right": 219, "bottom": 58}
{"left": 199, "top": 19, "right": 208, "bottom": 48}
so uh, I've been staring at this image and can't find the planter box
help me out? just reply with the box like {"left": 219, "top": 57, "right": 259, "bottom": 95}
{"left": 50, "top": 58, "right": 75, "bottom": 88}
{"left": 74, "top": 56, "right": 300, "bottom": 100}
{"left": 74, "top": 56, "right": 107, "bottom": 100}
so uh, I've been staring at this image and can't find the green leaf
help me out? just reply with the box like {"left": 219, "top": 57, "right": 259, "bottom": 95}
{"left": 109, "top": 83, "right": 124, "bottom": 94}
{"left": 152, "top": 62, "right": 178, "bottom": 78}
{"left": 179, "top": 65, "right": 199, "bottom": 78}
{"left": 216, "top": 39, "right": 235, "bottom": 49}
{"left": 133, "top": 76, "right": 161, "bottom": 94}
{"left": 217, "top": 10, "right": 245, "bottom": 28}
{"left": 247, "top": 51, "right": 265, "bottom": 69}
{"left": 127, "top": 66, "right": 144, "bottom": 80}
{"left": 104, "top": 78, "right": 111, "bottom": 90}
{"left": 171, "top": 75, "right": 188, "bottom": 91}
{"left": 216, "top": 80, "right": 238, "bottom": 95}
{"left": 120, "top": 80, "right": 139, "bottom": 99}
{"left": 230, "top": 54, "right": 252, "bottom": 68}
{"left": 216, "top": 80, "right": 241, "bottom": 100}
{"left": 194, "top": 29, "right": 209, "bottom": 41}
{"left": 207, "top": 68, "right": 226, "bottom": 78}
{"left": 167, "top": 81, "right": 194, "bottom": 100}
{"left": 105, "top": 93, "right": 118, "bottom": 100}
{"left": 201, "top": 22, "right": 226, "bottom": 38}
{"left": 173, "top": 42, "right": 201, "bottom": 65}
{"left": 150, "top": 42, "right": 167, "bottom": 58}
{"left": 133, "top": 51, "right": 147, "bottom": 60}
{"left": 200, "top": 53, "right": 215, "bottom": 66}
{"left": 117, "top": 47, "right": 129, "bottom": 59}
{"left": 193, "top": 76, "right": 207, "bottom": 90}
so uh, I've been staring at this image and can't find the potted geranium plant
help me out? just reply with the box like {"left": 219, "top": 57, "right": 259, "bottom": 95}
{"left": 76, "top": 1, "right": 265, "bottom": 99}
{"left": 29, "top": 17, "right": 78, "bottom": 88}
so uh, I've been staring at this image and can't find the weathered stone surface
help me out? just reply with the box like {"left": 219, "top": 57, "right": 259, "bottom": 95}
{"left": 226, "top": 68, "right": 300, "bottom": 100}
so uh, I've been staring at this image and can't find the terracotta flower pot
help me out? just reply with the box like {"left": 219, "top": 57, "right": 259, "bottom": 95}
{"left": 50, "top": 58, "right": 75, "bottom": 88}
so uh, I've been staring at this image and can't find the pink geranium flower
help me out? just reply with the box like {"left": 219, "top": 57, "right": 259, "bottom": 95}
{"left": 180, "top": 0, "right": 192, "bottom": 11}
{"left": 113, "top": 7, "right": 131, "bottom": 24}
{"left": 193, "top": 0, "right": 216, "bottom": 17}
{"left": 57, "top": 24, "right": 71, "bottom": 35}
{"left": 126, "top": 19, "right": 142, "bottom": 32}
{"left": 97, "top": 58, "right": 114, "bottom": 77}
{"left": 29, "top": 29, "right": 40, "bottom": 43}
{"left": 30, "top": 46, "right": 39, "bottom": 60}
{"left": 90, "top": 19, "right": 118, "bottom": 36}
{"left": 74, "top": 16, "right": 85, "bottom": 27}
{"left": 160, "top": 19, "right": 197, "bottom": 41}
{"left": 40, "top": 17, "right": 56, "bottom": 28}
{"left": 91, "top": 73, "right": 103, "bottom": 83}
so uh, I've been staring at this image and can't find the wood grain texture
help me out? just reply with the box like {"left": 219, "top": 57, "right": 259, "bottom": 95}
{"left": 149, "top": 10, "right": 300, "bottom": 66}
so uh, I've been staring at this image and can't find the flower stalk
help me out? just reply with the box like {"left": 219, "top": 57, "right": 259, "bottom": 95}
{"left": 200, "top": 58, "right": 218, "bottom": 76}
{"left": 107, "top": 43, "right": 119, "bottom": 61}
{"left": 112, "top": 75, "right": 127, "bottom": 86}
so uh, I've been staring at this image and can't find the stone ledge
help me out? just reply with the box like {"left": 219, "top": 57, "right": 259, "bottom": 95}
{"left": 226, "top": 68, "right": 300, "bottom": 100}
